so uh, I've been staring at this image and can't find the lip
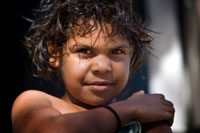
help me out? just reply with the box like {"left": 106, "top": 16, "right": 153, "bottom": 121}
{"left": 84, "top": 81, "right": 113, "bottom": 91}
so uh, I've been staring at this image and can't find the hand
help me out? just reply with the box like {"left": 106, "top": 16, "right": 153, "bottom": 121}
{"left": 125, "top": 91, "right": 175, "bottom": 125}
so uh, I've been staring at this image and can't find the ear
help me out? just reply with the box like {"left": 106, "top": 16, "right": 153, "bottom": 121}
{"left": 49, "top": 56, "right": 60, "bottom": 68}
{"left": 48, "top": 43, "right": 61, "bottom": 68}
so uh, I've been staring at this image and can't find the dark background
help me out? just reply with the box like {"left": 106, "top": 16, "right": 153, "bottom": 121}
{"left": 8, "top": 0, "right": 36, "bottom": 132}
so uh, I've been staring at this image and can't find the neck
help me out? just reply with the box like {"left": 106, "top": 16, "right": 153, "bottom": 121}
{"left": 62, "top": 92, "right": 96, "bottom": 110}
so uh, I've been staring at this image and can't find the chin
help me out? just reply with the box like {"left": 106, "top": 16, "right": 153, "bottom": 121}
{"left": 86, "top": 97, "right": 114, "bottom": 107}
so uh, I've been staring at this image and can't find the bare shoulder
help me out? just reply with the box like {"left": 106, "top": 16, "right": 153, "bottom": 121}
{"left": 11, "top": 90, "right": 61, "bottom": 132}
{"left": 12, "top": 90, "right": 52, "bottom": 113}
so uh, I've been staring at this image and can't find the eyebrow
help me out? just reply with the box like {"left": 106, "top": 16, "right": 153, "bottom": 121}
{"left": 71, "top": 43, "right": 131, "bottom": 49}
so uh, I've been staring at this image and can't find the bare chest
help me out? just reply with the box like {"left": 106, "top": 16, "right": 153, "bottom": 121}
{"left": 49, "top": 96, "right": 85, "bottom": 114}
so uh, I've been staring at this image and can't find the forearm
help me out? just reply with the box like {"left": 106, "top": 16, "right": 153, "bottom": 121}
{"left": 47, "top": 104, "right": 127, "bottom": 133}
{"left": 31, "top": 92, "right": 174, "bottom": 133}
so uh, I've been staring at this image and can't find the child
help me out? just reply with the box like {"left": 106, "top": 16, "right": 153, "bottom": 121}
{"left": 12, "top": 0, "right": 175, "bottom": 132}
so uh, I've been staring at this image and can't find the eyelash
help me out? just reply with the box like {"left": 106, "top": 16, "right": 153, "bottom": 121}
{"left": 76, "top": 48, "right": 94, "bottom": 58}
{"left": 111, "top": 49, "right": 125, "bottom": 54}
{"left": 76, "top": 48, "right": 125, "bottom": 59}
{"left": 77, "top": 48, "right": 91, "bottom": 54}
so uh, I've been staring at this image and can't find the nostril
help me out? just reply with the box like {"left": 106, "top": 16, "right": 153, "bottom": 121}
{"left": 91, "top": 55, "right": 112, "bottom": 74}
{"left": 91, "top": 61, "right": 112, "bottom": 74}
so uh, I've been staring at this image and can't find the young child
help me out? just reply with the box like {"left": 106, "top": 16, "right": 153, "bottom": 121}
{"left": 12, "top": 0, "right": 175, "bottom": 132}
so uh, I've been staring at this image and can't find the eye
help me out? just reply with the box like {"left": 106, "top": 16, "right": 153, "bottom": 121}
{"left": 111, "top": 49, "right": 124, "bottom": 54}
{"left": 77, "top": 48, "right": 91, "bottom": 54}
{"left": 76, "top": 48, "right": 94, "bottom": 58}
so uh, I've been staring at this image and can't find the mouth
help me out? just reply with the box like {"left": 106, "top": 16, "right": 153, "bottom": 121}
{"left": 84, "top": 81, "right": 113, "bottom": 91}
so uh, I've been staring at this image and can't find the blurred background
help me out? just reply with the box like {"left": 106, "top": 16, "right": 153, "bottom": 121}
{"left": 8, "top": 0, "right": 199, "bottom": 132}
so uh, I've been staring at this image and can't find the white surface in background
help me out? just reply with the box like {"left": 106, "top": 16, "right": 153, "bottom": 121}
{"left": 149, "top": 40, "right": 190, "bottom": 132}
{"left": 145, "top": 0, "right": 191, "bottom": 132}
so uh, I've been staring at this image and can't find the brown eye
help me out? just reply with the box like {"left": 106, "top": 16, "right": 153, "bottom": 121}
{"left": 76, "top": 48, "right": 94, "bottom": 58}
{"left": 77, "top": 48, "right": 91, "bottom": 54}
{"left": 112, "top": 49, "right": 124, "bottom": 54}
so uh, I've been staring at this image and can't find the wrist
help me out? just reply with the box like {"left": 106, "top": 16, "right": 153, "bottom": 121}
{"left": 110, "top": 101, "right": 133, "bottom": 125}
{"left": 98, "top": 104, "right": 122, "bottom": 132}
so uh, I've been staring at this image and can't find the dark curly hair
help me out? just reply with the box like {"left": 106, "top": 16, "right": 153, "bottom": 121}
{"left": 24, "top": 0, "right": 152, "bottom": 84}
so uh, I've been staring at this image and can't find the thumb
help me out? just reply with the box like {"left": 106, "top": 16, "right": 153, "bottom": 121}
{"left": 132, "top": 90, "right": 145, "bottom": 97}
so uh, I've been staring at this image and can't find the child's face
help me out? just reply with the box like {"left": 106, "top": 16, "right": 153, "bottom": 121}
{"left": 61, "top": 25, "right": 133, "bottom": 107}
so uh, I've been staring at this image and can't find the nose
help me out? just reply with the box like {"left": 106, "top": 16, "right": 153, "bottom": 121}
{"left": 91, "top": 54, "right": 112, "bottom": 74}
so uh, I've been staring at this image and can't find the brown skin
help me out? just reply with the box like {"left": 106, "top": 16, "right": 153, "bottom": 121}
{"left": 125, "top": 91, "right": 174, "bottom": 133}
{"left": 12, "top": 26, "right": 174, "bottom": 133}
{"left": 12, "top": 90, "right": 174, "bottom": 133}
{"left": 60, "top": 26, "right": 133, "bottom": 107}
{"left": 110, "top": 91, "right": 174, "bottom": 133}
{"left": 126, "top": 91, "right": 174, "bottom": 124}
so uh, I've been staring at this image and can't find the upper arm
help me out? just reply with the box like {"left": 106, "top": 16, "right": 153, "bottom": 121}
{"left": 11, "top": 90, "right": 61, "bottom": 133}
{"left": 11, "top": 90, "right": 123, "bottom": 133}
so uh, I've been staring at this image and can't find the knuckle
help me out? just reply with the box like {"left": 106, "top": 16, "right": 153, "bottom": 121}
{"left": 155, "top": 94, "right": 165, "bottom": 99}
{"left": 172, "top": 107, "right": 175, "bottom": 113}
{"left": 166, "top": 112, "right": 174, "bottom": 119}
{"left": 167, "top": 100, "right": 174, "bottom": 106}
{"left": 159, "top": 94, "right": 165, "bottom": 99}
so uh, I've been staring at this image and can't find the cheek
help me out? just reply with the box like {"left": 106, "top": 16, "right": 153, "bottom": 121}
{"left": 113, "top": 61, "right": 130, "bottom": 90}
{"left": 61, "top": 56, "right": 90, "bottom": 86}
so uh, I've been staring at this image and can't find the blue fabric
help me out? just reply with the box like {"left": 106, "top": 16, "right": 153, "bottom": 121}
{"left": 119, "top": 121, "right": 142, "bottom": 133}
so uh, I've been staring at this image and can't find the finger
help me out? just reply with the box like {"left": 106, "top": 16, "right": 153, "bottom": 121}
{"left": 153, "top": 94, "right": 165, "bottom": 99}
{"left": 158, "top": 94, "right": 165, "bottom": 99}
{"left": 162, "top": 99, "right": 174, "bottom": 106}
{"left": 162, "top": 105, "right": 175, "bottom": 113}
{"left": 169, "top": 117, "right": 174, "bottom": 126}
{"left": 132, "top": 90, "right": 145, "bottom": 97}
{"left": 168, "top": 114, "right": 174, "bottom": 126}
{"left": 163, "top": 112, "right": 174, "bottom": 126}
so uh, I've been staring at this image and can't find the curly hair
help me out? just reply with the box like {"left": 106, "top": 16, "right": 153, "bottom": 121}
{"left": 24, "top": 0, "right": 152, "bottom": 84}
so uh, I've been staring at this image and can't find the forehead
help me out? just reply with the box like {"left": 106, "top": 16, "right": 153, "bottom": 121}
{"left": 67, "top": 23, "right": 130, "bottom": 48}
